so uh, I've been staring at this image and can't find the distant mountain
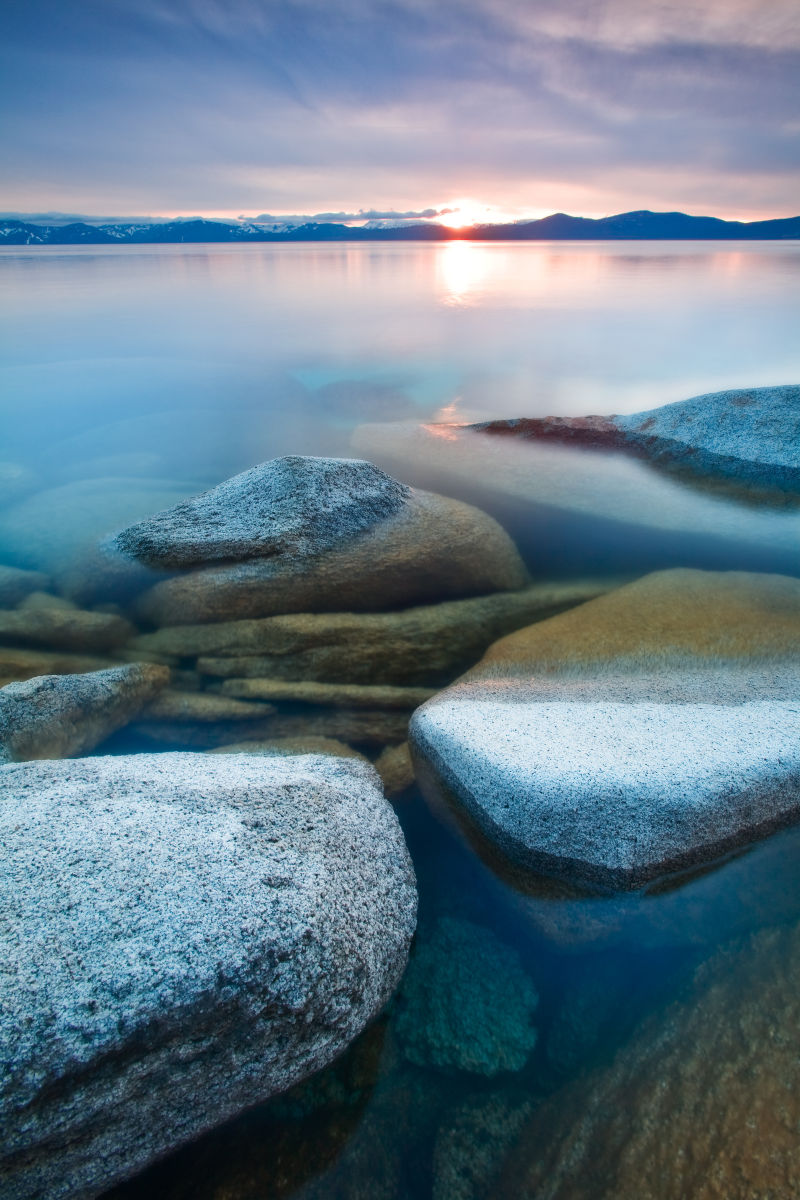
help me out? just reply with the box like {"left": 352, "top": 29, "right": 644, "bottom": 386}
{"left": 1, "top": 210, "right": 798, "bottom": 246}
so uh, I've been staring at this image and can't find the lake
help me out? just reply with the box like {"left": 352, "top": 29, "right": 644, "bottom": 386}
{"left": 2, "top": 240, "right": 799, "bottom": 1199}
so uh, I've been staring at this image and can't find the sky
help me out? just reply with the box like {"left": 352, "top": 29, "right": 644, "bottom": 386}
{"left": 1, "top": 0, "right": 799, "bottom": 223}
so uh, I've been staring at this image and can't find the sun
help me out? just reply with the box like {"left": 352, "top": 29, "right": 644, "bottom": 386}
{"left": 438, "top": 199, "right": 495, "bottom": 229}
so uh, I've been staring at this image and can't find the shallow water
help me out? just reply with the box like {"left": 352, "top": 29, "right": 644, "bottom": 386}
{"left": 2, "top": 241, "right": 799, "bottom": 1198}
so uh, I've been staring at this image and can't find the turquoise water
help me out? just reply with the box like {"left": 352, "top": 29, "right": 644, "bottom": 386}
{"left": 2, "top": 241, "right": 799, "bottom": 1198}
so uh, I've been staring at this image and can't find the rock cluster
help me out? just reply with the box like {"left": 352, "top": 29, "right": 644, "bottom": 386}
{"left": 411, "top": 569, "right": 800, "bottom": 891}
{"left": 0, "top": 752, "right": 416, "bottom": 1200}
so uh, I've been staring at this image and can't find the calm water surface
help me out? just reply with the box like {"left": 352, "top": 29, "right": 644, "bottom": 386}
{"left": 2, "top": 242, "right": 799, "bottom": 1198}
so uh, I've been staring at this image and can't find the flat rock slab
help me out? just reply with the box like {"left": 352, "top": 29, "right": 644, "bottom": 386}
{"left": 131, "top": 581, "right": 613, "bottom": 686}
{"left": 0, "top": 664, "right": 169, "bottom": 763}
{"left": 411, "top": 674, "right": 800, "bottom": 889}
{"left": 0, "top": 605, "right": 133, "bottom": 653}
{"left": 220, "top": 678, "right": 436, "bottom": 709}
{"left": 0, "top": 753, "right": 417, "bottom": 1200}
{"left": 111, "top": 456, "right": 411, "bottom": 568}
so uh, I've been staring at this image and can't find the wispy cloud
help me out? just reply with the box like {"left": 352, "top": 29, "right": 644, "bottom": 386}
{"left": 1, "top": 0, "right": 798, "bottom": 218}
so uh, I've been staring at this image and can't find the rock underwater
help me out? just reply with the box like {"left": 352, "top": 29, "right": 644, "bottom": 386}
{"left": 0, "top": 752, "right": 417, "bottom": 1200}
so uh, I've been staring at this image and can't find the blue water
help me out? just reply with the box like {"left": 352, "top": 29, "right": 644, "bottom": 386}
{"left": 2, "top": 241, "right": 799, "bottom": 1199}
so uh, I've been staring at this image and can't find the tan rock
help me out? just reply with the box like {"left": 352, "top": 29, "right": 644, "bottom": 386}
{"left": 0, "top": 663, "right": 170, "bottom": 762}
{"left": 140, "top": 689, "right": 276, "bottom": 723}
{"left": 220, "top": 678, "right": 436, "bottom": 709}
{"left": 134, "top": 490, "right": 529, "bottom": 625}
{"left": 210, "top": 736, "right": 369, "bottom": 763}
{"left": 500, "top": 921, "right": 800, "bottom": 1199}
{"left": 0, "top": 566, "right": 51, "bottom": 607}
{"left": 0, "top": 647, "right": 122, "bottom": 686}
{"left": 132, "top": 707, "right": 409, "bottom": 749}
{"left": 374, "top": 742, "right": 415, "bottom": 796}
{"left": 0, "top": 604, "right": 134, "bottom": 653}
{"left": 131, "top": 581, "right": 616, "bottom": 686}
{"left": 469, "top": 567, "right": 800, "bottom": 679}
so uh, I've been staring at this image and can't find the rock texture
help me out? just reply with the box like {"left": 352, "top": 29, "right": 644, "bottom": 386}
{"left": 0, "top": 647, "right": 119, "bottom": 688}
{"left": 0, "top": 664, "right": 169, "bottom": 763}
{"left": 130, "top": 582, "right": 614, "bottom": 686}
{"left": 500, "top": 920, "right": 800, "bottom": 1199}
{"left": 411, "top": 570, "right": 800, "bottom": 890}
{"left": 374, "top": 742, "right": 415, "bottom": 796}
{"left": 111, "top": 456, "right": 411, "bottom": 568}
{"left": 395, "top": 917, "right": 538, "bottom": 1075}
{"left": 220, "top": 678, "right": 436, "bottom": 709}
{"left": 0, "top": 753, "right": 417, "bottom": 1200}
{"left": 0, "top": 601, "right": 133, "bottom": 652}
{"left": 134, "top": 487, "right": 528, "bottom": 625}
{"left": 475, "top": 385, "right": 800, "bottom": 496}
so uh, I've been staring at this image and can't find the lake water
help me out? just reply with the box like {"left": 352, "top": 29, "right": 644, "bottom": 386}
{"left": 2, "top": 241, "right": 799, "bottom": 1199}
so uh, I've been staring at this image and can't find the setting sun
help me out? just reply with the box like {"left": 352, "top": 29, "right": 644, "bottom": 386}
{"left": 438, "top": 199, "right": 507, "bottom": 229}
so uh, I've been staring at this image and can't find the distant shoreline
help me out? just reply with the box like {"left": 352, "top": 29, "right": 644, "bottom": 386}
{"left": 2, "top": 209, "right": 799, "bottom": 247}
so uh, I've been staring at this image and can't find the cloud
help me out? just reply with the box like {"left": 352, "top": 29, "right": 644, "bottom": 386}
{"left": 1, "top": 0, "right": 798, "bottom": 218}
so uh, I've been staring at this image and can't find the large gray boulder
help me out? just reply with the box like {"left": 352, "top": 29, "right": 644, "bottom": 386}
{"left": 0, "top": 664, "right": 169, "bottom": 762}
{"left": 110, "top": 456, "right": 411, "bottom": 568}
{"left": 133, "top": 487, "right": 529, "bottom": 625}
{"left": 0, "top": 752, "right": 416, "bottom": 1200}
{"left": 614, "top": 384, "right": 800, "bottom": 493}
{"left": 471, "top": 385, "right": 800, "bottom": 495}
{"left": 410, "top": 570, "right": 800, "bottom": 891}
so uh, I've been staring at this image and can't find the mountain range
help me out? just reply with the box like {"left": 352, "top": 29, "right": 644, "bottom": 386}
{"left": 1, "top": 210, "right": 799, "bottom": 245}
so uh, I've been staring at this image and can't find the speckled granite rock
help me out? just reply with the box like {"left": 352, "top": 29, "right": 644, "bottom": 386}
{"left": 500, "top": 920, "right": 800, "bottom": 1199}
{"left": 130, "top": 581, "right": 613, "bottom": 685}
{"left": 411, "top": 570, "right": 800, "bottom": 890}
{"left": 111, "top": 456, "right": 411, "bottom": 568}
{"left": 394, "top": 917, "right": 538, "bottom": 1075}
{"left": 475, "top": 385, "right": 800, "bottom": 495}
{"left": 0, "top": 663, "right": 169, "bottom": 763}
{"left": 134, "top": 489, "right": 528, "bottom": 625}
{"left": 0, "top": 752, "right": 416, "bottom": 1200}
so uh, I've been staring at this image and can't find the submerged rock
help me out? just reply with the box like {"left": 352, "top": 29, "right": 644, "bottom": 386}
{"left": 131, "top": 581, "right": 613, "bottom": 685}
{"left": 111, "top": 456, "right": 411, "bottom": 568}
{"left": 0, "top": 753, "right": 416, "bottom": 1200}
{"left": 374, "top": 742, "right": 415, "bottom": 796}
{"left": 410, "top": 570, "right": 800, "bottom": 890}
{"left": 210, "top": 735, "right": 369, "bottom": 762}
{"left": 500, "top": 920, "right": 800, "bottom": 1199}
{"left": 352, "top": 420, "right": 800, "bottom": 558}
{"left": 433, "top": 1091, "right": 537, "bottom": 1200}
{"left": 394, "top": 916, "right": 539, "bottom": 1075}
{"left": 0, "top": 599, "right": 134, "bottom": 653}
{"left": 132, "top": 706, "right": 410, "bottom": 749}
{"left": 219, "top": 678, "right": 436, "bottom": 709}
{"left": 140, "top": 688, "right": 276, "bottom": 723}
{"left": 475, "top": 385, "right": 800, "bottom": 496}
{"left": 0, "top": 647, "right": 121, "bottom": 688}
{"left": 0, "top": 663, "right": 169, "bottom": 763}
{"left": 134, "top": 488, "right": 528, "bottom": 625}
{"left": 0, "top": 566, "right": 50, "bottom": 608}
